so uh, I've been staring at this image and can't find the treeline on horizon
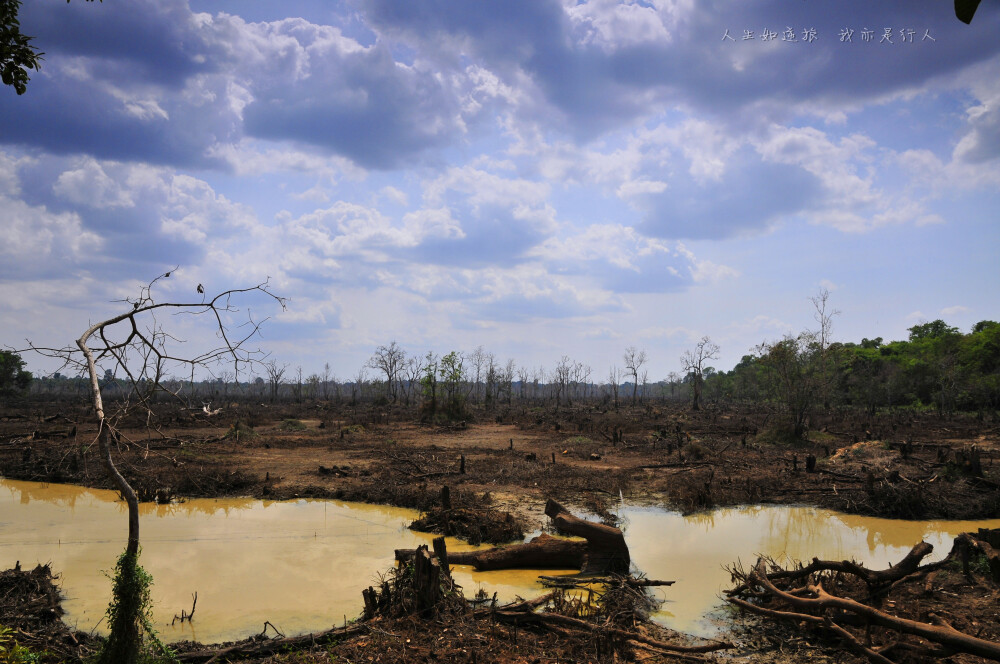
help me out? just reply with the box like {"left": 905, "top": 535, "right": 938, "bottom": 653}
{"left": 7, "top": 318, "right": 999, "bottom": 424}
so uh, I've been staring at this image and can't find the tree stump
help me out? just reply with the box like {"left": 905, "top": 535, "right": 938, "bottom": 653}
{"left": 412, "top": 545, "right": 441, "bottom": 616}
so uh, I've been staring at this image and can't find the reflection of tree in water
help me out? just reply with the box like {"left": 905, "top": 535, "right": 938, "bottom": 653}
{"left": 2, "top": 478, "right": 115, "bottom": 509}
{"left": 137, "top": 496, "right": 260, "bottom": 518}
{"left": 755, "top": 507, "right": 847, "bottom": 565}
{"left": 823, "top": 511, "right": 938, "bottom": 552}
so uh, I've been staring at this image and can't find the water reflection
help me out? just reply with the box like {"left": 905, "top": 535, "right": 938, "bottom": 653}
{"left": 620, "top": 504, "right": 1000, "bottom": 636}
{"left": 0, "top": 478, "right": 559, "bottom": 644}
{"left": 2, "top": 478, "right": 998, "bottom": 643}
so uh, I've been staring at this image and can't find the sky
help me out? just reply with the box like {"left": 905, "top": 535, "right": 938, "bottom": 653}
{"left": 2, "top": 0, "right": 998, "bottom": 382}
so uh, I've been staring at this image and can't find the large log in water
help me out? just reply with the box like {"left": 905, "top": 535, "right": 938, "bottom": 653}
{"left": 397, "top": 533, "right": 586, "bottom": 571}
{"left": 399, "top": 499, "right": 631, "bottom": 574}
{"left": 545, "top": 499, "right": 630, "bottom": 574}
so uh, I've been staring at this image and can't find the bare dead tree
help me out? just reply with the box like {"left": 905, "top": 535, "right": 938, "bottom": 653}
{"left": 468, "top": 345, "right": 486, "bottom": 404}
{"left": 552, "top": 355, "right": 572, "bottom": 408}
{"left": 516, "top": 365, "right": 530, "bottom": 400}
{"left": 368, "top": 340, "right": 406, "bottom": 403}
{"left": 810, "top": 287, "right": 840, "bottom": 352}
{"left": 623, "top": 346, "right": 647, "bottom": 405}
{"left": 321, "top": 362, "right": 333, "bottom": 400}
{"left": 608, "top": 365, "right": 623, "bottom": 410}
{"left": 25, "top": 271, "right": 285, "bottom": 558}
{"left": 680, "top": 336, "right": 720, "bottom": 411}
{"left": 402, "top": 355, "right": 423, "bottom": 406}
{"left": 263, "top": 359, "right": 288, "bottom": 403}
{"left": 500, "top": 358, "right": 516, "bottom": 406}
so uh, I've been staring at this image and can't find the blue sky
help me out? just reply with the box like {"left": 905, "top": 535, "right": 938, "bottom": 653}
{"left": 2, "top": 0, "right": 998, "bottom": 381}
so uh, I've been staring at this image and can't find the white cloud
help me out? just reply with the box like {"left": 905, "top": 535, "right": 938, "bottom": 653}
{"left": 379, "top": 186, "right": 409, "bottom": 207}
{"left": 941, "top": 305, "right": 970, "bottom": 316}
{"left": 0, "top": 152, "right": 23, "bottom": 196}
{"left": 674, "top": 242, "right": 738, "bottom": 284}
{"left": 0, "top": 198, "right": 102, "bottom": 276}
{"left": 53, "top": 158, "right": 134, "bottom": 209}
{"left": 638, "top": 325, "right": 700, "bottom": 342}
{"left": 565, "top": 0, "right": 673, "bottom": 52}
{"left": 953, "top": 59, "right": 1000, "bottom": 164}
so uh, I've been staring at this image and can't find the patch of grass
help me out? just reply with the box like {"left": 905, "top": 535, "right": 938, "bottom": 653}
{"left": 224, "top": 419, "right": 256, "bottom": 442}
{"left": 755, "top": 425, "right": 801, "bottom": 446}
{"left": 0, "top": 625, "right": 45, "bottom": 664}
{"left": 947, "top": 551, "right": 993, "bottom": 577}
{"left": 564, "top": 435, "right": 594, "bottom": 446}
{"left": 280, "top": 419, "right": 307, "bottom": 431}
{"left": 808, "top": 430, "right": 839, "bottom": 444}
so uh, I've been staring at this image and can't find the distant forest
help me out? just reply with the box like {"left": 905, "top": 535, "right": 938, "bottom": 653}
{"left": 11, "top": 319, "right": 1000, "bottom": 429}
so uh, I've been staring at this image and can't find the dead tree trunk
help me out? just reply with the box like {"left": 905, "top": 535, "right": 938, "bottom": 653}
{"left": 401, "top": 499, "right": 631, "bottom": 574}
{"left": 397, "top": 534, "right": 586, "bottom": 571}
{"left": 545, "top": 499, "right": 630, "bottom": 574}
{"left": 77, "top": 333, "right": 140, "bottom": 557}
{"left": 412, "top": 545, "right": 442, "bottom": 616}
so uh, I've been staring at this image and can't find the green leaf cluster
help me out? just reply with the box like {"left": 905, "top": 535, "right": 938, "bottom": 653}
{"left": 94, "top": 549, "right": 175, "bottom": 664}
{"left": 0, "top": 0, "right": 41, "bottom": 95}
{"left": 703, "top": 319, "right": 1000, "bottom": 431}
{"left": 0, "top": 625, "right": 44, "bottom": 664}
{"left": 0, "top": 350, "right": 32, "bottom": 401}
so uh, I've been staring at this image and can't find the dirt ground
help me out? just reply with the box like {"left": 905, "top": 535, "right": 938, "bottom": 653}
{"left": 2, "top": 400, "right": 997, "bottom": 525}
{"left": 1, "top": 399, "right": 998, "bottom": 662}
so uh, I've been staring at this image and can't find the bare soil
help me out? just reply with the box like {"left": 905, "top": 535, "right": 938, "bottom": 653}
{"left": 2, "top": 401, "right": 997, "bottom": 526}
{"left": 1, "top": 399, "right": 998, "bottom": 663}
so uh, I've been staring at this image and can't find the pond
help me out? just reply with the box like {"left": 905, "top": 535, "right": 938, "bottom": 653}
{"left": 2, "top": 478, "right": 998, "bottom": 642}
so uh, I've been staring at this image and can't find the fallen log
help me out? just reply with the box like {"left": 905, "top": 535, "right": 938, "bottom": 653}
{"left": 538, "top": 574, "right": 674, "bottom": 588}
{"left": 492, "top": 610, "right": 733, "bottom": 656}
{"left": 726, "top": 540, "right": 938, "bottom": 597}
{"left": 400, "top": 499, "right": 632, "bottom": 574}
{"left": 545, "top": 499, "right": 630, "bottom": 574}
{"left": 174, "top": 623, "right": 369, "bottom": 663}
{"left": 397, "top": 533, "right": 586, "bottom": 571}
{"left": 746, "top": 559, "right": 1000, "bottom": 661}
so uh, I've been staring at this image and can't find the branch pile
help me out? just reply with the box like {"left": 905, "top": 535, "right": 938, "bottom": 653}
{"left": 726, "top": 530, "right": 1000, "bottom": 663}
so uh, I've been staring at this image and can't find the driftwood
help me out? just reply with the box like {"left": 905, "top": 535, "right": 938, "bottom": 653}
{"left": 175, "top": 623, "right": 368, "bottom": 663}
{"left": 171, "top": 592, "right": 197, "bottom": 625}
{"left": 726, "top": 541, "right": 938, "bottom": 598}
{"left": 397, "top": 533, "right": 586, "bottom": 571}
{"left": 539, "top": 574, "right": 674, "bottom": 589}
{"left": 491, "top": 610, "right": 732, "bottom": 659}
{"left": 400, "top": 498, "right": 631, "bottom": 574}
{"left": 728, "top": 536, "right": 1000, "bottom": 663}
{"left": 545, "top": 498, "right": 630, "bottom": 574}
{"left": 748, "top": 559, "right": 1000, "bottom": 660}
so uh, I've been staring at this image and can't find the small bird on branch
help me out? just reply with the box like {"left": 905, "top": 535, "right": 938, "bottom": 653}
{"left": 197, "top": 283, "right": 205, "bottom": 294}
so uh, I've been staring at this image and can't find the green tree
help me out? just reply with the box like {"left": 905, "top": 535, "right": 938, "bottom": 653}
{"left": 2, "top": 0, "right": 101, "bottom": 94}
{"left": 0, "top": 349, "right": 32, "bottom": 402}
{"left": 418, "top": 351, "right": 439, "bottom": 420}
{"left": 0, "top": 0, "right": 41, "bottom": 94}
{"left": 908, "top": 319, "right": 960, "bottom": 342}
{"left": 438, "top": 351, "right": 467, "bottom": 420}
{"left": 756, "top": 332, "right": 824, "bottom": 439}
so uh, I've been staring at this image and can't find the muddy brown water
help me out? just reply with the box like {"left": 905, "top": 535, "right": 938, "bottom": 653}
{"left": 2, "top": 479, "right": 998, "bottom": 643}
